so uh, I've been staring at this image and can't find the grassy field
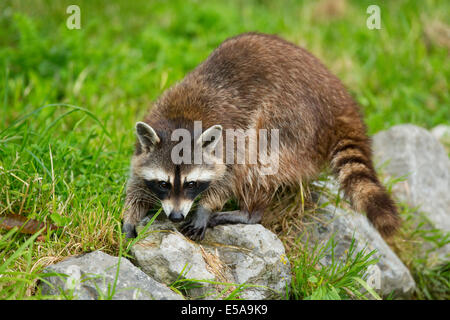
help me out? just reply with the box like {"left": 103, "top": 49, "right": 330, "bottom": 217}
{"left": 0, "top": 0, "right": 449, "bottom": 299}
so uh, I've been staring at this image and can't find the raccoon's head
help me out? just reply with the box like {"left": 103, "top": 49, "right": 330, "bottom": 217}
{"left": 130, "top": 121, "right": 226, "bottom": 222}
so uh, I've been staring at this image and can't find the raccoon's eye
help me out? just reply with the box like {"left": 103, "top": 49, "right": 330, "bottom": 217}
{"left": 186, "top": 181, "right": 197, "bottom": 189}
{"left": 158, "top": 181, "right": 170, "bottom": 190}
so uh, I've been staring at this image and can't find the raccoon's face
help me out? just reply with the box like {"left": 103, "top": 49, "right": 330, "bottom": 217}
{"left": 131, "top": 121, "right": 225, "bottom": 222}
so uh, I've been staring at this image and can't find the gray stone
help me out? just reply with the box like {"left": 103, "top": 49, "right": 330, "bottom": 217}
{"left": 373, "top": 124, "right": 450, "bottom": 260}
{"left": 301, "top": 194, "right": 416, "bottom": 298}
{"left": 132, "top": 217, "right": 291, "bottom": 300}
{"left": 132, "top": 219, "right": 216, "bottom": 297}
{"left": 40, "top": 250, "right": 183, "bottom": 300}
{"left": 431, "top": 124, "right": 450, "bottom": 149}
{"left": 203, "top": 224, "right": 291, "bottom": 299}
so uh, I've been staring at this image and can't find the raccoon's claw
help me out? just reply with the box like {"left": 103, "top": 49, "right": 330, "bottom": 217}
{"left": 180, "top": 220, "right": 207, "bottom": 241}
{"left": 180, "top": 206, "right": 212, "bottom": 241}
{"left": 188, "top": 227, "right": 207, "bottom": 241}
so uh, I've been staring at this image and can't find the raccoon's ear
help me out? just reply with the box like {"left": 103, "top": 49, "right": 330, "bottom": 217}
{"left": 197, "top": 125, "right": 222, "bottom": 151}
{"left": 136, "top": 122, "right": 160, "bottom": 151}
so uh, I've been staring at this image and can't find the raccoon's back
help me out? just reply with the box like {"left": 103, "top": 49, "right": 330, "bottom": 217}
{"left": 150, "top": 32, "right": 360, "bottom": 148}
{"left": 196, "top": 33, "right": 354, "bottom": 113}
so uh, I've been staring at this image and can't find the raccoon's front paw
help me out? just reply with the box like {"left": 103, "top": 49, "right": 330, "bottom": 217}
{"left": 180, "top": 219, "right": 208, "bottom": 241}
{"left": 123, "top": 222, "right": 137, "bottom": 239}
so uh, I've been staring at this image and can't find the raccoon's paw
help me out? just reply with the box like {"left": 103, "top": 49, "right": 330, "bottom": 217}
{"left": 180, "top": 219, "right": 208, "bottom": 241}
{"left": 123, "top": 222, "right": 137, "bottom": 239}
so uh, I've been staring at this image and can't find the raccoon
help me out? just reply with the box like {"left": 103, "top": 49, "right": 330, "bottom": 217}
{"left": 122, "top": 32, "right": 400, "bottom": 240}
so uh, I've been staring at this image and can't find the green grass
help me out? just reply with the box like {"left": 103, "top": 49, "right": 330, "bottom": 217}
{"left": 390, "top": 201, "right": 450, "bottom": 300}
{"left": 289, "top": 235, "right": 381, "bottom": 300}
{"left": 0, "top": 0, "right": 449, "bottom": 299}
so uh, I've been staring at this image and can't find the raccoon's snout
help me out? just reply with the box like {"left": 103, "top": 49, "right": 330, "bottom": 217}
{"left": 169, "top": 211, "right": 185, "bottom": 222}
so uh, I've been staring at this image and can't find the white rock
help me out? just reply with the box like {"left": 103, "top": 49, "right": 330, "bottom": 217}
{"left": 373, "top": 124, "right": 449, "bottom": 231}
{"left": 132, "top": 217, "right": 291, "bottom": 300}
{"left": 40, "top": 250, "right": 183, "bottom": 300}
{"left": 132, "top": 221, "right": 215, "bottom": 285}
{"left": 204, "top": 224, "right": 291, "bottom": 299}
{"left": 302, "top": 196, "right": 416, "bottom": 298}
{"left": 373, "top": 124, "right": 450, "bottom": 260}
{"left": 431, "top": 124, "right": 450, "bottom": 145}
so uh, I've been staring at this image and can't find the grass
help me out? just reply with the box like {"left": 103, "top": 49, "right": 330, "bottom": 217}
{"left": 389, "top": 201, "right": 450, "bottom": 300}
{"left": 169, "top": 264, "right": 267, "bottom": 300}
{"left": 288, "top": 234, "right": 381, "bottom": 300}
{"left": 0, "top": 0, "right": 449, "bottom": 299}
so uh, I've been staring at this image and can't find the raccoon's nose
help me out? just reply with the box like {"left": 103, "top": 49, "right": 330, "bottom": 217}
{"left": 169, "top": 211, "right": 184, "bottom": 222}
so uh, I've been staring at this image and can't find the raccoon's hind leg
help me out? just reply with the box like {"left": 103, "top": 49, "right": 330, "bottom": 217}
{"left": 206, "top": 178, "right": 270, "bottom": 229}
{"left": 180, "top": 207, "right": 265, "bottom": 240}
{"left": 207, "top": 209, "right": 263, "bottom": 227}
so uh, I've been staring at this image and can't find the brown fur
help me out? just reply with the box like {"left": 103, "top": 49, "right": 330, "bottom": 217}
{"left": 124, "top": 32, "right": 400, "bottom": 237}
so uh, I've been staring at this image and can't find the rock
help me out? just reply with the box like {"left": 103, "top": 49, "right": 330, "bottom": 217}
{"left": 203, "top": 223, "right": 291, "bottom": 299}
{"left": 372, "top": 124, "right": 450, "bottom": 260}
{"left": 302, "top": 193, "right": 416, "bottom": 298}
{"left": 132, "top": 219, "right": 216, "bottom": 298}
{"left": 40, "top": 250, "right": 183, "bottom": 300}
{"left": 372, "top": 124, "right": 449, "bottom": 231}
{"left": 431, "top": 124, "right": 450, "bottom": 150}
{"left": 132, "top": 216, "right": 291, "bottom": 300}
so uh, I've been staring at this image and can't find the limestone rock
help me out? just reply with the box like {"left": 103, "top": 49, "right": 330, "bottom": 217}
{"left": 373, "top": 124, "right": 450, "bottom": 260}
{"left": 431, "top": 124, "right": 450, "bottom": 151}
{"left": 131, "top": 217, "right": 291, "bottom": 300}
{"left": 40, "top": 250, "right": 183, "bottom": 300}
{"left": 301, "top": 195, "right": 416, "bottom": 298}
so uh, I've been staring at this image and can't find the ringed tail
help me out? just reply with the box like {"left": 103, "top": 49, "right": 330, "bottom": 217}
{"left": 330, "top": 137, "right": 401, "bottom": 237}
